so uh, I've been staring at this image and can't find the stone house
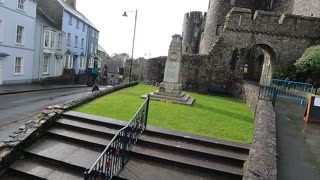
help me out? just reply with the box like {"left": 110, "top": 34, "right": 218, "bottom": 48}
{"left": 37, "top": 0, "right": 99, "bottom": 76}
{"left": 33, "top": 8, "right": 65, "bottom": 81}
{"left": 0, "top": 0, "right": 37, "bottom": 85}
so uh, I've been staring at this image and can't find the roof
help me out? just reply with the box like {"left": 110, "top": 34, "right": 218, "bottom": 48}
{"left": 37, "top": 8, "right": 62, "bottom": 31}
{"left": 98, "top": 44, "right": 107, "bottom": 53}
{"left": 57, "top": 0, "right": 98, "bottom": 31}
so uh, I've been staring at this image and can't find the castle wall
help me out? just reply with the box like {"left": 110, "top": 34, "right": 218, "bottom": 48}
{"left": 182, "top": 12, "right": 205, "bottom": 54}
{"left": 199, "top": 0, "right": 255, "bottom": 55}
{"left": 292, "top": 0, "right": 320, "bottom": 18}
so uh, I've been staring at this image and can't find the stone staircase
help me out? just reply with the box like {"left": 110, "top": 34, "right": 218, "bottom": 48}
{"left": 0, "top": 111, "right": 249, "bottom": 180}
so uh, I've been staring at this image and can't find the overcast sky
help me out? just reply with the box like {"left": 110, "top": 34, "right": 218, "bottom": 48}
{"left": 77, "top": 0, "right": 208, "bottom": 58}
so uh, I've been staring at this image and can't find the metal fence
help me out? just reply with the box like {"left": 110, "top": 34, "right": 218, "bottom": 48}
{"left": 259, "top": 86, "right": 278, "bottom": 107}
{"left": 84, "top": 95, "right": 150, "bottom": 180}
{"left": 264, "top": 78, "right": 313, "bottom": 105}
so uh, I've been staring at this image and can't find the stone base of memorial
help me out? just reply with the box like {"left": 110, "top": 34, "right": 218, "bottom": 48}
{"left": 142, "top": 82, "right": 195, "bottom": 106}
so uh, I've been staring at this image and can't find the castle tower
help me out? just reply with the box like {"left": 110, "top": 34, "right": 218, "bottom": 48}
{"left": 182, "top": 11, "right": 206, "bottom": 55}
{"left": 199, "top": 0, "right": 255, "bottom": 55}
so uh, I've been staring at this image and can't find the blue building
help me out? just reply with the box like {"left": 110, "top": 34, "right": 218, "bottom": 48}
{"left": 37, "top": 0, "right": 99, "bottom": 76}
{"left": 0, "top": 0, "right": 37, "bottom": 85}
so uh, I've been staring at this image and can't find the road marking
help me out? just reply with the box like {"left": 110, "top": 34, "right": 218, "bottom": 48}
{"left": 11, "top": 96, "right": 50, "bottom": 104}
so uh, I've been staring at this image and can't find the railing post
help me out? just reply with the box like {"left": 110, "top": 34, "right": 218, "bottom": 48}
{"left": 145, "top": 94, "right": 150, "bottom": 128}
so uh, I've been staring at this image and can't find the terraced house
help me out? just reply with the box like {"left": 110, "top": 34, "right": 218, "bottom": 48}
{"left": 33, "top": 8, "right": 65, "bottom": 81}
{"left": 0, "top": 0, "right": 37, "bottom": 85}
{"left": 37, "top": 0, "right": 99, "bottom": 76}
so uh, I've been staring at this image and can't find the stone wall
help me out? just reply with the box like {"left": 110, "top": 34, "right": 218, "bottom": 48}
{"left": 143, "top": 57, "right": 166, "bottom": 85}
{"left": 243, "top": 100, "right": 277, "bottom": 180}
{"left": 232, "top": 82, "right": 260, "bottom": 113}
{"left": 0, "top": 82, "right": 139, "bottom": 172}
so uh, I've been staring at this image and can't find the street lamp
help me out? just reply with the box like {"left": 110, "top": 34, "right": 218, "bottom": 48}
{"left": 122, "top": 9, "right": 138, "bottom": 82}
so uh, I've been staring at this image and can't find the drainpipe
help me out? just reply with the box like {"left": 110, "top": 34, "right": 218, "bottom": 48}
{"left": 38, "top": 23, "right": 44, "bottom": 81}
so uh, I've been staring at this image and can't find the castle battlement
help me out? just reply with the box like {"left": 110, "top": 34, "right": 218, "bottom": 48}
{"left": 225, "top": 8, "right": 320, "bottom": 39}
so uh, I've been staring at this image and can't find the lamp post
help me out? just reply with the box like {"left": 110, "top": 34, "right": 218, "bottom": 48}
{"left": 123, "top": 9, "right": 138, "bottom": 82}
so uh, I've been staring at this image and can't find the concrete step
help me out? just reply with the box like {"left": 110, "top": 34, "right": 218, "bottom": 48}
{"left": 46, "top": 125, "right": 243, "bottom": 177}
{"left": 0, "top": 168, "right": 44, "bottom": 180}
{"left": 9, "top": 154, "right": 83, "bottom": 180}
{"left": 118, "top": 156, "right": 235, "bottom": 180}
{"left": 24, "top": 136, "right": 104, "bottom": 169}
{"left": 132, "top": 145, "right": 243, "bottom": 177}
{"left": 63, "top": 111, "right": 250, "bottom": 153}
{"left": 61, "top": 112, "right": 248, "bottom": 160}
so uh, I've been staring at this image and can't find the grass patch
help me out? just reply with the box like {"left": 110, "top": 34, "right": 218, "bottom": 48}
{"left": 75, "top": 84, "right": 254, "bottom": 144}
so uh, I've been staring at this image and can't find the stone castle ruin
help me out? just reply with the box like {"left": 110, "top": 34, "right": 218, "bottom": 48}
{"left": 143, "top": 0, "right": 320, "bottom": 94}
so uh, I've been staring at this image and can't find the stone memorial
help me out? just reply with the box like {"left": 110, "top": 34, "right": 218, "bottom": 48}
{"left": 143, "top": 34, "right": 195, "bottom": 105}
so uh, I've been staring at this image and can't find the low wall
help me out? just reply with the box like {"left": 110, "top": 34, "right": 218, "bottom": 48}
{"left": 243, "top": 100, "right": 277, "bottom": 180}
{"left": 0, "top": 82, "right": 138, "bottom": 172}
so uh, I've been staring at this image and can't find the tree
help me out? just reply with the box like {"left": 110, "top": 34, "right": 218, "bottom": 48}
{"left": 295, "top": 45, "right": 320, "bottom": 93}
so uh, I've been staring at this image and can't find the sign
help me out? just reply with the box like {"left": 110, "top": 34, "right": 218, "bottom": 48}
{"left": 304, "top": 94, "right": 320, "bottom": 122}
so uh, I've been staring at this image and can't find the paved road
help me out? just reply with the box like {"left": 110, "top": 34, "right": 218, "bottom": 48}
{"left": 276, "top": 99, "right": 320, "bottom": 180}
{"left": 0, "top": 87, "right": 107, "bottom": 141}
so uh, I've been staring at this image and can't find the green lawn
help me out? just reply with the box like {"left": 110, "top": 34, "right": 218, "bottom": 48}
{"left": 75, "top": 84, "right": 254, "bottom": 144}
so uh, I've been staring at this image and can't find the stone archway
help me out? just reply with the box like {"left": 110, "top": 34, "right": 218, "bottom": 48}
{"left": 242, "top": 44, "right": 277, "bottom": 85}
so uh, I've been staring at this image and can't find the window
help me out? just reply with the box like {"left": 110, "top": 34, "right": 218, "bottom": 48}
{"left": 95, "top": 44, "right": 98, "bottom": 54}
{"left": 44, "top": 30, "right": 50, "bottom": 47}
{"left": 17, "top": 0, "right": 26, "bottom": 11}
{"left": 64, "top": 55, "right": 73, "bottom": 69}
{"left": 230, "top": 0, "right": 236, "bottom": 6}
{"left": 43, "top": 53, "right": 50, "bottom": 74}
{"left": 0, "top": 19, "right": 3, "bottom": 42}
{"left": 88, "top": 57, "right": 94, "bottom": 68}
{"left": 14, "top": 57, "right": 23, "bottom": 75}
{"left": 82, "top": 24, "right": 85, "bottom": 32}
{"left": 92, "top": 30, "right": 94, "bottom": 37}
{"left": 79, "top": 56, "right": 85, "bottom": 68}
{"left": 57, "top": 34, "right": 62, "bottom": 49}
{"left": 81, "top": 38, "right": 84, "bottom": 49}
{"left": 50, "top": 32, "right": 56, "bottom": 48}
{"left": 16, "top": 25, "right": 24, "bottom": 44}
{"left": 67, "top": 33, "right": 71, "bottom": 45}
{"left": 76, "top": 20, "right": 79, "bottom": 29}
{"left": 96, "top": 32, "right": 99, "bottom": 40}
{"left": 90, "top": 43, "right": 93, "bottom": 53}
{"left": 75, "top": 36, "right": 78, "bottom": 48}
{"left": 68, "top": 14, "right": 72, "bottom": 25}
{"left": 216, "top": 25, "right": 222, "bottom": 35}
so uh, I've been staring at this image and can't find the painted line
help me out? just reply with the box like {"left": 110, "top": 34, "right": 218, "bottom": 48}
{"left": 11, "top": 96, "right": 50, "bottom": 104}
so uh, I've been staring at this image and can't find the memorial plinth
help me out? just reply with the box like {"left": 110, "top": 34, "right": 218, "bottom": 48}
{"left": 142, "top": 34, "right": 194, "bottom": 106}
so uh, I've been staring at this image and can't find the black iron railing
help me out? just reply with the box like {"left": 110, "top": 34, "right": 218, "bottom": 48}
{"left": 84, "top": 94, "right": 150, "bottom": 180}
{"left": 259, "top": 86, "right": 278, "bottom": 107}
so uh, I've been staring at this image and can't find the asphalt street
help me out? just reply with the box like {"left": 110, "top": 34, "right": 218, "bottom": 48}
{"left": 0, "top": 87, "right": 107, "bottom": 141}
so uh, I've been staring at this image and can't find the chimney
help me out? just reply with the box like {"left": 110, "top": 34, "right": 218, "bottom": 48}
{"left": 64, "top": 0, "right": 77, "bottom": 9}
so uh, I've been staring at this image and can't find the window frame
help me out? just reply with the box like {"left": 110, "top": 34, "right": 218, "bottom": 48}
{"left": 43, "top": 53, "right": 50, "bottom": 74}
{"left": 17, "top": 0, "right": 26, "bottom": 11}
{"left": 88, "top": 57, "right": 94, "bottom": 68}
{"left": 68, "top": 14, "right": 72, "bottom": 25}
{"left": 76, "top": 19, "right": 79, "bottom": 29}
{"left": 79, "top": 56, "right": 85, "bottom": 69}
{"left": 14, "top": 56, "right": 24, "bottom": 75}
{"left": 82, "top": 24, "right": 85, "bottom": 32}
{"left": 81, "top": 38, "right": 84, "bottom": 49}
{"left": 64, "top": 55, "right": 73, "bottom": 69}
{"left": 74, "top": 36, "right": 78, "bottom": 48}
{"left": 16, "top": 25, "right": 24, "bottom": 45}
{"left": 0, "top": 18, "right": 3, "bottom": 42}
{"left": 57, "top": 33, "right": 63, "bottom": 49}
{"left": 43, "top": 30, "right": 50, "bottom": 48}
{"left": 67, "top": 33, "right": 71, "bottom": 46}
{"left": 50, "top": 32, "right": 56, "bottom": 48}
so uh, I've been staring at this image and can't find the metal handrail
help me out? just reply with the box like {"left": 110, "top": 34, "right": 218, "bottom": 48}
{"left": 84, "top": 94, "right": 150, "bottom": 180}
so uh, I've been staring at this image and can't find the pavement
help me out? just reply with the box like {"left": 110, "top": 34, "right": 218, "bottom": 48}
{"left": 0, "top": 84, "right": 87, "bottom": 95}
{"left": 275, "top": 98, "right": 320, "bottom": 180}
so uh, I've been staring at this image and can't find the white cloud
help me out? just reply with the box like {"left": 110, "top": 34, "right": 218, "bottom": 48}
{"left": 77, "top": 0, "right": 208, "bottom": 58}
